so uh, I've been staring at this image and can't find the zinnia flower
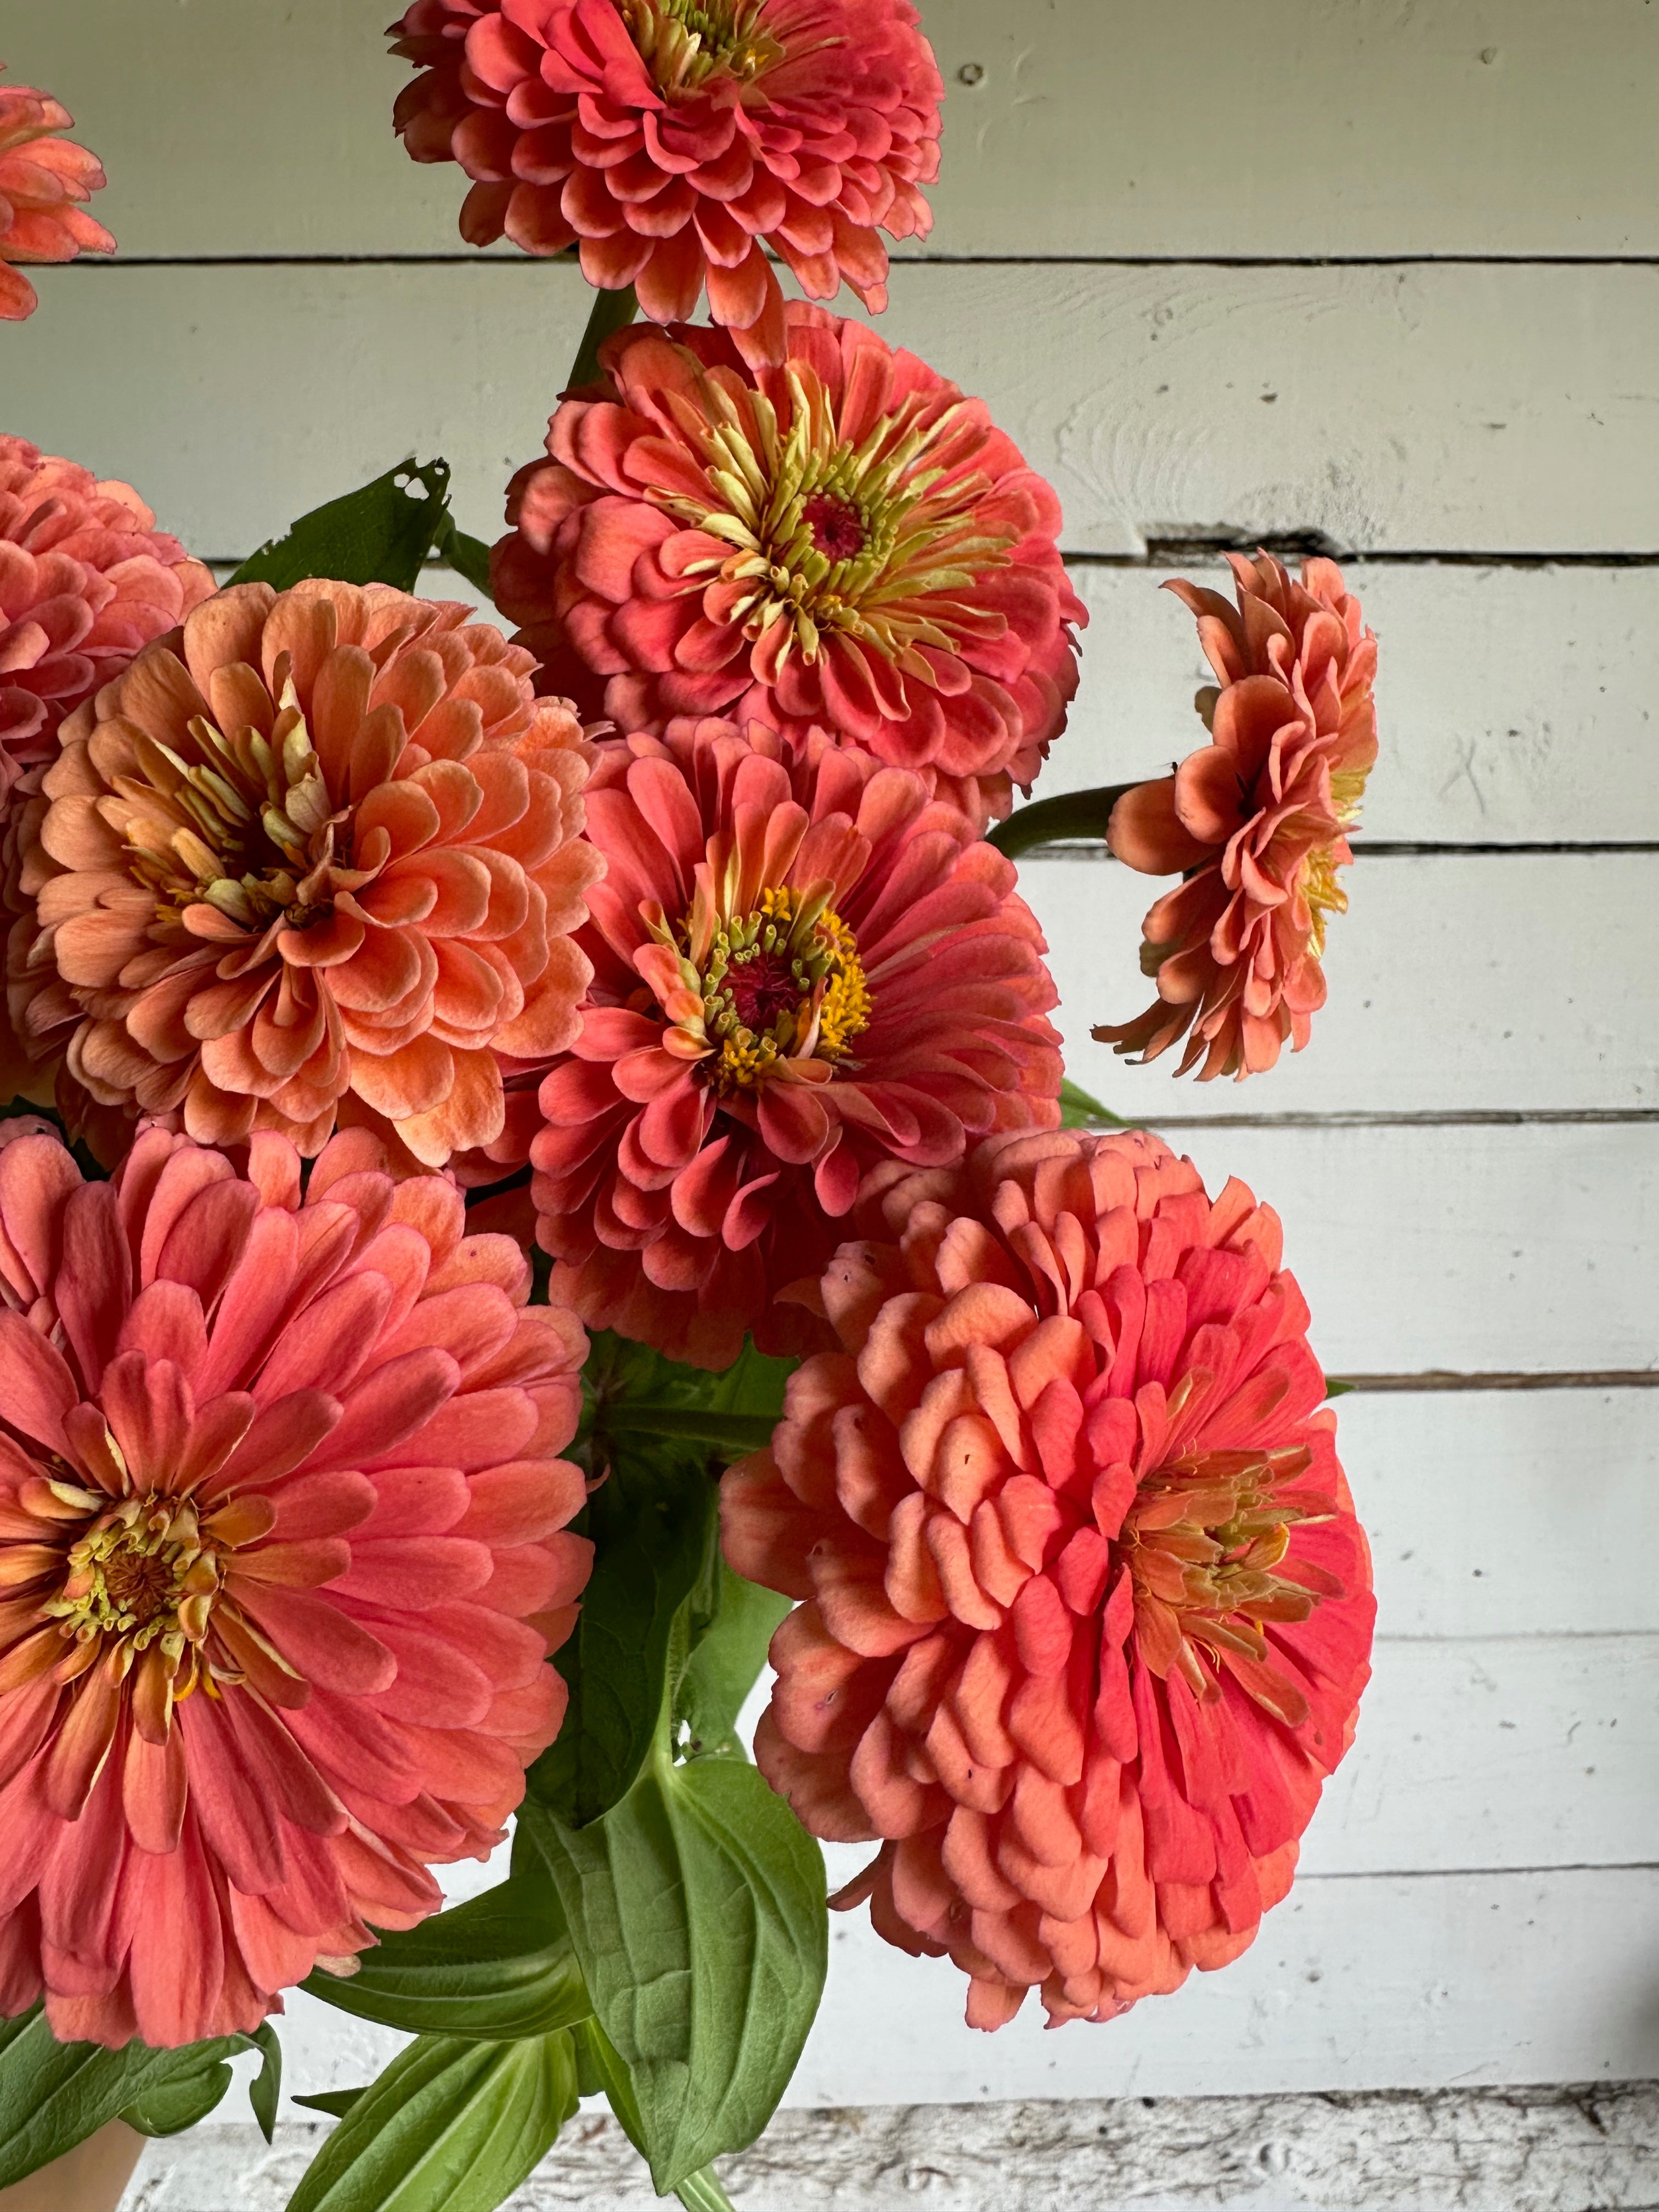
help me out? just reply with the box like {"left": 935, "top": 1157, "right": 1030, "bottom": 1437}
{"left": 1, "top": 435, "right": 214, "bottom": 796}
{"left": 1093, "top": 554, "right": 1378, "bottom": 1082}
{"left": 723, "top": 1126, "right": 1374, "bottom": 2029}
{"left": 531, "top": 718, "right": 1063, "bottom": 1369}
{"left": 0, "top": 67, "right": 114, "bottom": 321}
{"left": 0, "top": 1121, "right": 591, "bottom": 2048}
{"left": 493, "top": 309, "right": 1087, "bottom": 825}
{"left": 3, "top": 578, "right": 602, "bottom": 1165}
{"left": 388, "top": 0, "right": 941, "bottom": 366}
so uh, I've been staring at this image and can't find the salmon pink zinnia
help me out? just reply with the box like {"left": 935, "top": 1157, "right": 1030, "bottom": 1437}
{"left": 0, "top": 435, "right": 214, "bottom": 796}
{"left": 493, "top": 311, "right": 1087, "bottom": 826}
{"left": 1094, "top": 554, "right": 1378, "bottom": 1082}
{"left": 3, "top": 579, "right": 602, "bottom": 1165}
{"left": 723, "top": 1126, "right": 1374, "bottom": 2029}
{"left": 532, "top": 719, "right": 1063, "bottom": 1369}
{"left": 0, "top": 1122, "right": 591, "bottom": 2049}
{"left": 389, "top": 0, "right": 941, "bottom": 366}
{"left": 0, "top": 67, "right": 114, "bottom": 321}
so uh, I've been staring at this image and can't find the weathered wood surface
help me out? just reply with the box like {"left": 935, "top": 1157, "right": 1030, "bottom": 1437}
{"left": 14, "top": 262, "right": 1659, "bottom": 558}
{"left": 15, "top": 0, "right": 1659, "bottom": 261}
{"left": 122, "top": 2086, "right": 1659, "bottom": 2212}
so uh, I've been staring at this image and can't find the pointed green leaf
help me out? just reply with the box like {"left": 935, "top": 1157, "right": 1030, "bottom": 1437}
{"left": 676, "top": 1561, "right": 791, "bottom": 1758}
{"left": 284, "top": 2032, "right": 579, "bottom": 2212}
{"left": 230, "top": 459, "right": 454, "bottom": 593}
{"left": 119, "top": 2047, "right": 237, "bottom": 2139}
{"left": 519, "top": 1751, "right": 826, "bottom": 2194}
{"left": 1324, "top": 1376, "right": 1357, "bottom": 1398}
{"left": 249, "top": 2023, "right": 283, "bottom": 2144}
{"left": 294, "top": 2090, "right": 368, "bottom": 2120}
{"left": 302, "top": 1876, "right": 589, "bottom": 2040}
{"left": 1059, "top": 1076, "right": 1130, "bottom": 1129}
{"left": 0, "top": 2009, "right": 253, "bottom": 2186}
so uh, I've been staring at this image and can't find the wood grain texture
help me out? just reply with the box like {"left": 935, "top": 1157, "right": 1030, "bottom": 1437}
{"left": 1055, "top": 563, "right": 1659, "bottom": 845}
{"left": 268, "top": 1866, "right": 1659, "bottom": 2109}
{"left": 12, "top": 0, "right": 1659, "bottom": 261}
{"left": 13, "top": 261, "right": 1659, "bottom": 558}
{"left": 120, "top": 2088, "right": 1659, "bottom": 2212}
{"left": 1023, "top": 853, "right": 1659, "bottom": 1115}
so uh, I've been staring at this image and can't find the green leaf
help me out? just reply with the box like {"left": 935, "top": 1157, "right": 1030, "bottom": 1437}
{"left": 676, "top": 1561, "right": 791, "bottom": 1758}
{"left": 1059, "top": 1076, "right": 1130, "bottom": 1129}
{"left": 433, "top": 514, "right": 495, "bottom": 601}
{"left": 0, "top": 2009, "right": 255, "bottom": 2186}
{"left": 295, "top": 2090, "right": 368, "bottom": 2120}
{"left": 284, "top": 2032, "right": 579, "bottom": 2212}
{"left": 303, "top": 1877, "right": 589, "bottom": 2041}
{"left": 249, "top": 2023, "right": 283, "bottom": 2145}
{"left": 1324, "top": 1376, "right": 1357, "bottom": 1398}
{"left": 119, "top": 2046, "right": 237, "bottom": 2139}
{"left": 230, "top": 459, "right": 454, "bottom": 593}
{"left": 519, "top": 1752, "right": 826, "bottom": 2194}
{"left": 528, "top": 1443, "right": 713, "bottom": 1827}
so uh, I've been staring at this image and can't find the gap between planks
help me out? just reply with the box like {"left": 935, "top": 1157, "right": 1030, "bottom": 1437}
{"left": 1329, "top": 1371, "right": 1659, "bottom": 1393}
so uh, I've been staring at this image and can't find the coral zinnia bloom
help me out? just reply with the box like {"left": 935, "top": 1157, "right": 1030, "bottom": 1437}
{"left": 493, "top": 310, "right": 1087, "bottom": 826}
{"left": 389, "top": 0, "right": 941, "bottom": 366}
{"left": 1094, "top": 554, "right": 1378, "bottom": 1082}
{"left": 0, "top": 67, "right": 114, "bottom": 321}
{"left": 4, "top": 579, "right": 601, "bottom": 1165}
{"left": 723, "top": 1126, "right": 1374, "bottom": 2029}
{"left": 532, "top": 718, "right": 1063, "bottom": 1369}
{"left": 0, "top": 1122, "right": 591, "bottom": 2048}
{"left": 1, "top": 436, "right": 214, "bottom": 797}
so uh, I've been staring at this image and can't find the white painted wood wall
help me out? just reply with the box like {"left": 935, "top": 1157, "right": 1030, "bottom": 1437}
{"left": 2, "top": 1, "right": 1655, "bottom": 2201}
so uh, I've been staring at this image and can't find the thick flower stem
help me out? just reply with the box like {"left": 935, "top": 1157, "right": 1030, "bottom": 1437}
{"left": 985, "top": 782, "right": 1138, "bottom": 860}
{"left": 567, "top": 283, "right": 637, "bottom": 393}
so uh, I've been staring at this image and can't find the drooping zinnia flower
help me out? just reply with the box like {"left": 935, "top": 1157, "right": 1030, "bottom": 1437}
{"left": 0, "top": 67, "right": 114, "bottom": 321}
{"left": 532, "top": 718, "right": 1063, "bottom": 1369}
{"left": 0, "top": 435, "right": 214, "bottom": 797}
{"left": 3, "top": 579, "right": 602, "bottom": 1164}
{"left": 723, "top": 1125, "right": 1374, "bottom": 2029}
{"left": 1093, "top": 555, "right": 1378, "bottom": 1082}
{"left": 389, "top": 0, "right": 941, "bottom": 367}
{"left": 0, "top": 1121, "right": 591, "bottom": 2048}
{"left": 493, "top": 310, "right": 1087, "bottom": 826}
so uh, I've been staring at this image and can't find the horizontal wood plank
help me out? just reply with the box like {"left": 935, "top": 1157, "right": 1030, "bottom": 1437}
{"left": 13, "top": 262, "right": 1659, "bottom": 558}
{"left": 7, "top": 0, "right": 1658, "bottom": 259}
{"left": 275, "top": 1866, "right": 1659, "bottom": 2106}
{"left": 1143, "top": 1121, "right": 1654, "bottom": 1375}
{"left": 128, "top": 2087, "right": 1659, "bottom": 2212}
{"left": 1024, "top": 853, "right": 1659, "bottom": 1116}
{"left": 1347, "top": 1390, "right": 1659, "bottom": 1639}
{"left": 1057, "top": 562, "right": 1659, "bottom": 845}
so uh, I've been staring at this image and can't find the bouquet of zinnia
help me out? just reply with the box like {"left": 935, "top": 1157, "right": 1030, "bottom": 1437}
{"left": 0, "top": 10, "right": 1379, "bottom": 2208}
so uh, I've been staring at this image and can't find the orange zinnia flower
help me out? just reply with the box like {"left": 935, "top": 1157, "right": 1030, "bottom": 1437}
{"left": 4, "top": 580, "right": 602, "bottom": 1163}
{"left": 0, "top": 1122, "right": 591, "bottom": 2048}
{"left": 1094, "top": 554, "right": 1378, "bottom": 1081}
{"left": 723, "top": 1126, "right": 1374, "bottom": 2028}
{"left": 0, "top": 66, "right": 114, "bottom": 321}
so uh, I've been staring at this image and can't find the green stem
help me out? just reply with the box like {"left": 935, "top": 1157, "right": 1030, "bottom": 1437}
{"left": 567, "top": 283, "right": 638, "bottom": 392}
{"left": 596, "top": 1408, "right": 778, "bottom": 1455}
{"left": 986, "top": 781, "right": 1139, "bottom": 861}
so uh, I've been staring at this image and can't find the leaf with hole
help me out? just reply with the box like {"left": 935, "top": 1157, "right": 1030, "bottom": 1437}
{"left": 230, "top": 458, "right": 454, "bottom": 592}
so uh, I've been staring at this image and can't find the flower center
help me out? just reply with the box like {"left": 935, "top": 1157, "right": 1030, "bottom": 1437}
{"left": 115, "top": 668, "right": 358, "bottom": 936}
{"left": 1121, "top": 1441, "right": 1335, "bottom": 1725}
{"left": 618, "top": 0, "right": 784, "bottom": 94}
{"left": 652, "top": 884, "right": 871, "bottom": 1094}
{"left": 661, "top": 365, "right": 1019, "bottom": 676}
{"left": 802, "top": 492, "right": 866, "bottom": 564}
{"left": 43, "top": 1494, "right": 221, "bottom": 1671}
